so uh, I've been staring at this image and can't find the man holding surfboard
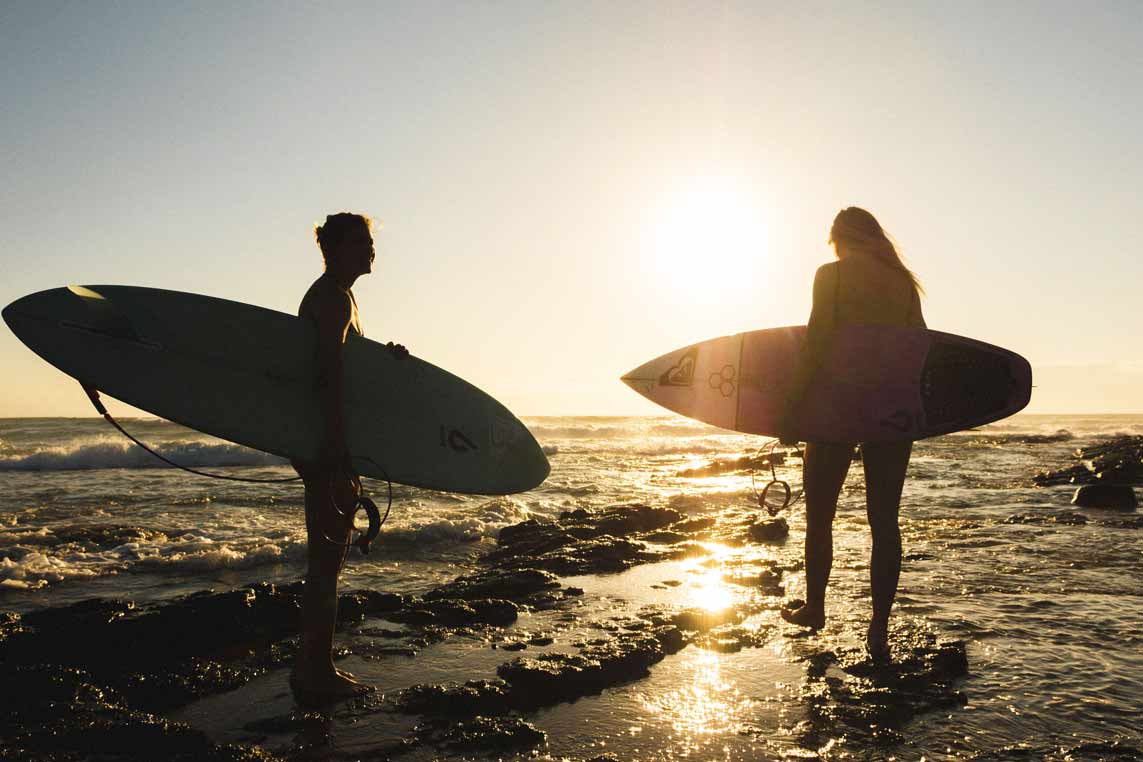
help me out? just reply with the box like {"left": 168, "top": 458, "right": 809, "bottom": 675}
{"left": 290, "top": 212, "right": 404, "bottom": 701}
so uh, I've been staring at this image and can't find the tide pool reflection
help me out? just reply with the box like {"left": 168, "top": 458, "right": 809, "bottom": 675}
{"left": 685, "top": 544, "right": 737, "bottom": 613}
{"left": 640, "top": 648, "right": 756, "bottom": 739}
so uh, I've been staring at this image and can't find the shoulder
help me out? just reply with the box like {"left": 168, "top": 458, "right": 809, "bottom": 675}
{"left": 812, "top": 261, "right": 840, "bottom": 292}
{"left": 303, "top": 277, "right": 351, "bottom": 326}
{"left": 814, "top": 261, "right": 838, "bottom": 277}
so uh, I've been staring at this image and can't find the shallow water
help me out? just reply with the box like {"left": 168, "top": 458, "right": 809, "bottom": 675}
{"left": 3, "top": 414, "right": 1142, "bottom": 759}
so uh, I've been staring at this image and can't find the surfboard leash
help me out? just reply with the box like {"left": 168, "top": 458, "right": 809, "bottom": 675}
{"left": 751, "top": 438, "right": 805, "bottom": 516}
{"left": 80, "top": 383, "right": 389, "bottom": 553}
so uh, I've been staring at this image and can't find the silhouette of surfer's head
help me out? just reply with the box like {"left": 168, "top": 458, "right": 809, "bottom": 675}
{"left": 314, "top": 213, "right": 376, "bottom": 277}
{"left": 829, "top": 207, "right": 922, "bottom": 294}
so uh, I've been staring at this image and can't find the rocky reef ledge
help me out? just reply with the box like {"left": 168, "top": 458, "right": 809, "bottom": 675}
{"left": 1, "top": 502, "right": 966, "bottom": 760}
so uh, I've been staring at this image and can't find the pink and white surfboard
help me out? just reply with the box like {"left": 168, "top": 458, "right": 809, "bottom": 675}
{"left": 621, "top": 325, "right": 1032, "bottom": 442}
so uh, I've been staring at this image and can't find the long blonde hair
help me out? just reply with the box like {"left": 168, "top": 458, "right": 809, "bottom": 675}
{"left": 828, "top": 207, "right": 923, "bottom": 296}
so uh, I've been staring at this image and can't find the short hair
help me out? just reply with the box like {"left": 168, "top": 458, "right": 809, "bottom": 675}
{"left": 313, "top": 212, "right": 374, "bottom": 263}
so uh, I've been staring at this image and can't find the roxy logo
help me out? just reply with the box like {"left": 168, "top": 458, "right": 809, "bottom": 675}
{"left": 660, "top": 348, "right": 698, "bottom": 387}
{"left": 879, "top": 410, "right": 913, "bottom": 433}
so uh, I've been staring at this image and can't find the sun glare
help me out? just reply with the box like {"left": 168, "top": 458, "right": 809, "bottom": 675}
{"left": 647, "top": 176, "right": 769, "bottom": 299}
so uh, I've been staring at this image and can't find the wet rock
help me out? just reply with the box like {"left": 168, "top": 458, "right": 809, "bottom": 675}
{"left": 640, "top": 529, "right": 694, "bottom": 543}
{"left": 396, "top": 679, "right": 513, "bottom": 716}
{"left": 748, "top": 516, "right": 790, "bottom": 542}
{"left": 1034, "top": 435, "right": 1143, "bottom": 486}
{"left": 384, "top": 597, "right": 519, "bottom": 627}
{"left": 514, "top": 535, "right": 676, "bottom": 575}
{"left": 1004, "top": 511, "right": 1089, "bottom": 526}
{"left": 495, "top": 519, "right": 579, "bottom": 557}
{"left": 652, "top": 624, "right": 689, "bottom": 655}
{"left": 1032, "top": 463, "right": 1090, "bottom": 486}
{"left": 414, "top": 716, "right": 546, "bottom": 753}
{"left": 1072, "top": 484, "right": 1137, "bottom": 511}
{"left": 398, "top": 627, "right": 684, "bottom": 723}
{"left": 0, "top": 663, "right": 280, "bottom": 762}
{"left": 497, "top": 633, "right": 667, "bottom": 708}
{"left": 694, "top": 623, "right": 773, "bottom": 653}
{"left": 673, "top": 517, "right": 717, "bottom": 533}
{"left": 0, "top": 610, "right": 25, "bottom": 644}
{"left": 789, "top": 621, "right": 968, "bottom": 751}
{"left": 0, "top": 583, "right": 411, "bottom": 717}
{"left": 1106, "top": 515, "right": 1143, "bottom": 529}
{"left": 722, "top": 564, "right": 784, "bottom": 595}
{"left": 120, "top": 658, "right": 267, "bottom": 713}
{"left": 426, "top": 568, "right": 561, "bottom": 601}
{"left": 337, "top": 589, "right": 405, "bottom": 623}
{"left": 677, "top": 452, "right": 786, "bottom": 478}
{"left": 560, "top": 504, "right": 683, "bottom": 536}
{"left": 487, "top": 504, "right": 687, "bottom": 568}
{"left": 668, "top": 606, "right": 746, "bottom": 633}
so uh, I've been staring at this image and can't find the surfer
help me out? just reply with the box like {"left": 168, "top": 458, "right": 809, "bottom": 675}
{"left": 778, "top": 207, "right": 925, "bottom": 661}
{"left": 290, "top": 212, "right": 404, "bottom": 701}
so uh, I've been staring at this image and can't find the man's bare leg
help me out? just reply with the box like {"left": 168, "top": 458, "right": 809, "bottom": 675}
{"left": 293, "top": 477, "right": 372, "bottom": 700}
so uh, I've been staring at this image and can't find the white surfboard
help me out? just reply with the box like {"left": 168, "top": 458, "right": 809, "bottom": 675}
{"left": 3, "top": 285, "right": 549, "bottom": 495}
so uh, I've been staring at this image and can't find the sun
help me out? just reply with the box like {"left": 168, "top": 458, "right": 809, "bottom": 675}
{"left": 646, "top": 176, "right": 769, "bottom": 299}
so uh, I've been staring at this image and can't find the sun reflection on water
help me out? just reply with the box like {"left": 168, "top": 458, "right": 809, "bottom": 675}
{"left": 640, "top": 648, "right": 755, "bottom": 738}
{"left": 685, "top": 544, "right": 737, "bottom": 613}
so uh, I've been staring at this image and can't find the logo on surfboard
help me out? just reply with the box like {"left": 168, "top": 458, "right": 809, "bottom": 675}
{"left": 879, "top": 410, "right": 914, "bottom": 433}
{"left": 440, "top": 425, "right": 478, "bottom": 452}
{"left": 708, "top": 364, "right": 736, "bottom": 397}
{"left": 660, "top": 348, "right": 698, "bottom": 387}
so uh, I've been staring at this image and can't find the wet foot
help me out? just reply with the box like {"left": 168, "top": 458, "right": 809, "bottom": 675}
{"left": 866, "top": 626, "right": 890, "bottom": 662}
{"left": 290, "top": 669, "right": 374, "bottom": 705}
{"left": 780, "top": 600, "right": 825, "bottom": 630}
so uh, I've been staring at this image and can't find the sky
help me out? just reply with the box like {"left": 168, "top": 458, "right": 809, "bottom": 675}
{"left": 2, "top": 1, "right": 1141, "bottom": 417}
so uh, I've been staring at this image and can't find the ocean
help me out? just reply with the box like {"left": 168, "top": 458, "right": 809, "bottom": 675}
{"left": 2, "top": 414, "right": 1142, "bottom": 760}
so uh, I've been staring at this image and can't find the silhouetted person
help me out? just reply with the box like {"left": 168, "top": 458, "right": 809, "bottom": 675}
{"left": 289, "top": 212, "right": 403, "bottom": 701}
{"left": 778, "top": 207, "right": 925, "bottom": 661}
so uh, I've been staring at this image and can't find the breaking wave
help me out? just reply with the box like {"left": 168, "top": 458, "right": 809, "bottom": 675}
{"left": 0, "top": 440, "right": 287, "bottom": 472}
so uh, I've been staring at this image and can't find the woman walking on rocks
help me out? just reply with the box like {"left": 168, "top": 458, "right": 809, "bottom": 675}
{"left": 778, "top": 207, "right": 925, "bottom": 660}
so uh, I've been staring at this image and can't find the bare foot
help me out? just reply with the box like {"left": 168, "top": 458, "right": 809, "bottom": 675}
{"left": 866, "top": 625, "right": 890, "bottom": 662}
{"left": 290, "top": 669, "right": 374, "bottom": 705}
{"left": 780, "top": 601, "right": 825, "bottom": 630}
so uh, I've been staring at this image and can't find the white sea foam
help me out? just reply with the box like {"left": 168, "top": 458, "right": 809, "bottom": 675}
{"left": 374, "top": 496, "right": 538, "bottom": 544}
{"left": 0, "top": 439, "right": 287, "bottom": 472}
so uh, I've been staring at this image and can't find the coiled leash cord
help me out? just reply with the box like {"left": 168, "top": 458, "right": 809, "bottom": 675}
{"left": 81, "top": 383, "right": 388, "bottom": 554}
{"left": 750, "top": 438, "right": 805, "bottom": 516}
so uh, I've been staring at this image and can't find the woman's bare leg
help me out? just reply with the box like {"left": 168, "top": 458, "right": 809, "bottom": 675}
{"left": 782, "top": 441, "right": 853, "bottom": 629}
{"left": 860, "top": 441, "right": 912, "bottom": 657}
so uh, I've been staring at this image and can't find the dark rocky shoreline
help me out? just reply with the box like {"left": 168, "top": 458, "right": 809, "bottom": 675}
{"left": 1, "top": 497, "right": 969, "bottom": 760}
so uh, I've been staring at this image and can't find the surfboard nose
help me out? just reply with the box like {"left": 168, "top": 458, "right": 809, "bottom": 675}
{"left": 3, "top": 289, "right": 56, "bottom": 339}
{"left": 619, "top": 360, "right": 658, "bottom": 399}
